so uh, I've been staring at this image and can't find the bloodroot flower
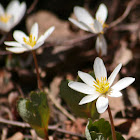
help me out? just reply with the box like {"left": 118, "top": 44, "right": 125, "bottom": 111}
{"left": 0, "top": 0, "right": 26, "bottom": 32}
{"left": 68, "top": 57, "right": 135, "bottom": 113}
{"left": 5, "top": 23, "right": 55, "bottom": 53}
{"left": 69, "top": 4, "right": 108, "bottom": 56}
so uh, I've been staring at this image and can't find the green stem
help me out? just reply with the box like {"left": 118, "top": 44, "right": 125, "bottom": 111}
{"left": 107, "top": 105, "right": 117, "bottom": 140}
{"left": 32, "top": 50, "right": 42, "bottom": 90}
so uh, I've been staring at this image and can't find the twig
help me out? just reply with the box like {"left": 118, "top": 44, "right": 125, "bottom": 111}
{"left": 113, "top": 22, "right": 140, "bottom": 32}
{"left": 27, "top": 0, "right": 39, "bottom": 14}
{"left": 0, "top": 118, "right": 85, "bottom": 138}
{"left": 0, "top": 118, "right": 30, "bottom": 128}
{"left": 109, "top": 0, "right": 137, "bottom": 28}
{"left": 63, "top": 33, "right": 95, "bottom": 46}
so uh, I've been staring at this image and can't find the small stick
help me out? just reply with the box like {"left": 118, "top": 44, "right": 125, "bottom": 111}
{"left": 0, "top": 118, "right": 85, "bottom": 138}
{"left": 27, "top": 0, "right": 39, "bottom": 14}
{"left": 109, "top": 0, "right": 137, "bottom": 28}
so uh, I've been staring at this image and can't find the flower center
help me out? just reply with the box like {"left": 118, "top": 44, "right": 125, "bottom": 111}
{"left": 96, "top": 17, "right": 108, "bottom": 29}
{"left": 94, "top": 77, "right": 109, "bottom": 94}
{"left": 23, "top": 34, "right": 36, "bottom": 48}
{"left": 103, "top": 23, "right": 108, "bottom": 28}
{"left": 97, "top": 17, "right": 104, "bottom": 25}
{"left": 0, "top": 14, "right": 11, "bottom": 23}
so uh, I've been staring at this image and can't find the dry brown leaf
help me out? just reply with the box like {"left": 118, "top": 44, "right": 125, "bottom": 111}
{"left": 126, "top": 86, "right": 139, "bottom": 106}
{"left": 128, "top": 118, "right": 140, "bottom": 139}
{"left": 111, "top": 40, "right": 133, "bottom": 68}
{"left": 26, "top": 10, "right": 76, "bottom": 43}
{"left": 0, "top": 69, "right": 13, "bottom": 94}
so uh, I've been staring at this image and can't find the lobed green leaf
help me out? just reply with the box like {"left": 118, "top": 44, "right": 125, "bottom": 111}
{"left": 85, "top": 118, "right": 125, "bottom": 140}
{"left": 17, "top": 91, "right": 49, "bottom": 138}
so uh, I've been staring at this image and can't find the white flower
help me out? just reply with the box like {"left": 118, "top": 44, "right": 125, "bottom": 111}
{"left": 4, "top": 23, "right": 55, "bottom": 53}
{"left": 68, "top": 57, "right": 135, "bottom": 113}
{"left": 0, "top": 0, "right": 26, "bottom": 32}
{"left": 69, "top": 4, "right": 108, "bottom": 56}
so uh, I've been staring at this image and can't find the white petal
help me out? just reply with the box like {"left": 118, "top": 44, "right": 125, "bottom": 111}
{"left": 30, "top": 23, "right": 38, "bottom": 41}
{"left": 95, "top": 34, "right": 107, "bottom": 56}
{"left": 108, "top": 90, "right": 122, "bottom": 97}
{"left": 6, "top": 46, "right": 26, "bottom": 54}
{"left": 32, "top": 41, "right": 44, "bottom": 50}
{"left": 13, "top": 30, "right": 28, "bottom": 44}
{"left": 108, "top": 64, "right": 122, "bottom": 86}
{"left": 22, "top": 44, "right": 32, "bottom": 50}
{"left": 13, "top": 2, "right": 26, "bottom": 25}
{"left": 6, "top": 0, "right": 20, "bottom": 15}
{"left": 69, "top": 18, "right": 89, "bottom": 31}
{"left": 4, "top": 41, "right": 22, "bottom": 47}
{"left": 94, "top": 57, "right": 107, "bottom": 81}
{"left": 93, "top": 20, "right": 103, "bottom": 33}
{"left": 68, "top": 81, "right": 96, "bottom": 95}
{"left": 79, "top": 94, "right": 100, "bottom": 105}
{"left": 0, "top": 22, "right": 11, "bottom": 32}
{"left": 96, "top": 3, "right": 108, "bottom": 24}
{"left": 37, "top": 35, "right": 45, "bottom": 43}
{"left": 78, "top": 21, "right": 96, "bottom": 33}
{"left": 0, "top": 4, "right": 5, "bottom": 15}
{"left": 111, "top": 77, "right": 135, "bottom": 91}
{"left": 96, "top": 96, "right": 108, "bottom": 113}
{"left": 19, "top": 2, "right": 26, "bottom": 15}
{"left": 0, "top": 15, "right": 15, "bottom": 32}
{"left": 78, "top": 71, "right": 96, "bottom": 87}
{"left": 44, "top": 26, "right": 55, "bottom": 40}
{"left": 74, "top": 6, "right": 94, "bottom": 26}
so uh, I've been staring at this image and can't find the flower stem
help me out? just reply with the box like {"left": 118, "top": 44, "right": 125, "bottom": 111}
{"left": 98, "top": 48, "right": 102, "bottom": 58}
{"left": 107, "top": 105, "right": 117, "bottom": 140}
{"left": 32, "top": 50, "right": 42, "bottom": 90}
{"left": 44, "top": 128, "right": 49, "bottom": 140}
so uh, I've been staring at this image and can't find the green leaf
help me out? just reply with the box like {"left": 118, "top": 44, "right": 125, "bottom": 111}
{"left": 85, "top": 119, "right": 125, "bottom": 140}
{"left": 60, "top": 79, "right": 99, "bottom": 119}
{"left": 91, "top": 118, "right": 111, "bottom": 138}
{"left": 109, "top": 132, "right": 125, "bottom": 140}
{"left": 85, "top": 119, "right": 105, "bottom": 140}
{"left": 17, "top": 91, "right": 50, "bottom": 138}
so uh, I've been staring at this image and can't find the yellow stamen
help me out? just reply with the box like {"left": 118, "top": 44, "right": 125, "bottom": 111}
{"left": 97, "top": 17, "right": 109, "bottom": 29}
{"left": 103, "top": 23, "right": 109, "bottom": 28}
{"left": 0, "top": 14, "right": 11, "bottom": 23}
{"left": 94, "top": 77, "right": 109, "bottom": 94}
{"left": 23, "top": 34, "right": 36, "bottom": 48}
